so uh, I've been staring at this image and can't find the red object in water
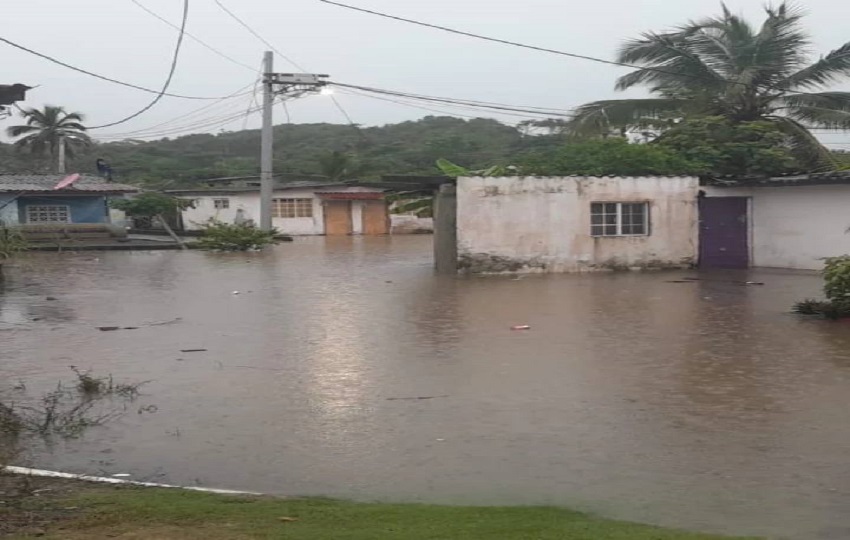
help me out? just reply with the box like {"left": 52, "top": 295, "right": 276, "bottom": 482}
{"left": 53, "top": 173, "right": 80, "bottom": 190}
{"left": 511, "top": 325, "right": 531, "bottom": 331}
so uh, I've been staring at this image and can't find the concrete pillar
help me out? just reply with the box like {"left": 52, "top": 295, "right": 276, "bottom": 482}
{"left": 433, "top": 183, "right": 457, "bottom": 274}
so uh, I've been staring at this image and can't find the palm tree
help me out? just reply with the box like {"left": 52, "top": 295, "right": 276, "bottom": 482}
{"left": 318, "top": 151, "right": 353, "bottom": 181}
{"left": 6, "top": 105, "right": 92, "bottom": 172}
{"left": 567, "top": 3, "right": 850, "bottom": 165}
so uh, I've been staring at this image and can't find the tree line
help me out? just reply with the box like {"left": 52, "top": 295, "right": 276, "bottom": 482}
{"left": 3, "top": 2, "right": 849, "bottom": 184}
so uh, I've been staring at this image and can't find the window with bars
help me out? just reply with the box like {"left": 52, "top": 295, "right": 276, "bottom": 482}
{"left": 26, "top": 205, "right": 71, "bottom": 224}
{"left": 590, "top": 202, "right": 649, "bottom": 237}
{"left": 272, "top": 198, "right": 313, "bottom": 218}
{"left": 213, "top": 198, "right": 230, "bottom": 209}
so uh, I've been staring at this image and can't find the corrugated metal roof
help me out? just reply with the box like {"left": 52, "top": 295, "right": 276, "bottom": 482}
{"left": 703, "top": 171, "right": 850, "bottom": 188}
{"left": 0, "top": 174, "right": 139, "bottom": 193}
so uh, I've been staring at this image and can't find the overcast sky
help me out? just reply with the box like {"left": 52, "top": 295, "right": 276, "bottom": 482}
{"left": 4, "top": 0, "right": 849, "bottom": 147}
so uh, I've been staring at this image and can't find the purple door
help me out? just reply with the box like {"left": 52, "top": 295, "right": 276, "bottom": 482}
{"left": 699, "top": 197, "right": 749, "bottom": 269}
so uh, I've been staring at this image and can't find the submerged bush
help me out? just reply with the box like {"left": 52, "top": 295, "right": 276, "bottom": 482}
{"left": 823, "top": 256, "right": 850, "bottom": 302}
{"left": 793, "top": 256, "right": 850, "bottom": 319}
{"left": 196, "top": 220, "right": 277, "bottom": 252}
{"left": 0, "top": 228, "right": 27, "bottom": 260}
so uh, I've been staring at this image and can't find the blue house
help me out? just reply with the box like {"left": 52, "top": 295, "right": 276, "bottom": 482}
{"left": 0, "top": 174, "right": 138, "bottom": 227}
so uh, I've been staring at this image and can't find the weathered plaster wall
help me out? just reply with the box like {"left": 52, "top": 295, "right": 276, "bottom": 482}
{"left": 703, "top": 185, "right": 850, "bottom": 270}
{"left": 180, "top": 187, "right": 384, "bottom": 235}
{"left": 457, "top": 176, "right": 700, "bottom": 273}
{"left": 182, "top": 190, "right": 323, "bottom": 235}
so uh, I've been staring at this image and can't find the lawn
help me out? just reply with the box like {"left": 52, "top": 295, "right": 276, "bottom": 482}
{"left": 3, "top": 478, "right": 760, "bottom": 540}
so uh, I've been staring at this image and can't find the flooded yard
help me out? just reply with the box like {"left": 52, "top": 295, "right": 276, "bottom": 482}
{"left": 2, "top": 236, "right": 849, "bottom": 539}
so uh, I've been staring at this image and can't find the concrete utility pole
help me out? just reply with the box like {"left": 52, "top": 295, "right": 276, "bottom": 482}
{"left": 57, "top": 135, "right": 66, "bottom": 174}
{"left": 257, "top": 51, "right": 330, "bottom": 231}
{"left": 259, "top": 51, "right": 274, "bottom": 231}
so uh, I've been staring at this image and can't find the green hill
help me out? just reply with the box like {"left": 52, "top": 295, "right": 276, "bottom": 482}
{"left": 0, "top": 116, "right": 563, "bottom": 187}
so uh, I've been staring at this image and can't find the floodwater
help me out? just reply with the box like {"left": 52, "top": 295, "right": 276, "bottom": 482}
{"left": 2, "top": 236, "right": 849, "bottom": 540}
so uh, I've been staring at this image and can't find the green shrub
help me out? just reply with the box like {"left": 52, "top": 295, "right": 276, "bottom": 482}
{"left": 0, "top": 228, "right": 27, "bottom": 260}
{"left": 823, "top": 256, "right": 850, "bottom": 301}
{"left": 793, "top": 299, "right": 831, "bottom": 315}
{"left": 195, "top": 220, "right": 277, "bottom": 251}
{"left": 793, "top": 256, "right": 850, "bottom": 319}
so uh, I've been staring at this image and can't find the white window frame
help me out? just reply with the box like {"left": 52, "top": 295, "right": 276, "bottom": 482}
{"left": 590, "top": 202, "right": 649, "bottom": 237}
{"left": 213, "top": 198, "right": 230, "bottom": 210}
{"left": 26, "top": 204, "right": 71, "bottom": 224}
{"left": 272, "top": 198, "right": 313, "bottom": 218}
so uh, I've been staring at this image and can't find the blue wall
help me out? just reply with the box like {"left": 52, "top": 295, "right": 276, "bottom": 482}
{"left": 17, "top": 196, "right": 108, "bottom": 224}
{"left": 0, "top": 194, "right": 19, "bottom": 226}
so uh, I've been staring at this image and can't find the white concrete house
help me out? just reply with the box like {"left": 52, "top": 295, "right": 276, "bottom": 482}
{"left": 456, "top": 176, "right": 700, "bottom": 273}
{"left": 700, "top": 173, "right": 850, "bottom": 270}
{"left": 169, "top": 179, "right": 389, "bottom": 236}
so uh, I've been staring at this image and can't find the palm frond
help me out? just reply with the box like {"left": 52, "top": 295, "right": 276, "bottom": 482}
{"left": 766, "top": 115, "right": 838, "bottom": 169}
{"left": 786, "top": 107, "right": 850, "bottom": 130}
{"left": 748, "top": 3, "right": 809, "bottom": 85}
{"left": 616, "top": 32, "right": 725, "bottom": 92}
{"left": 566, "top": 98, "right": 687, "bottom": 137}
{"left": 6, "top": 124, "right": 39, "bottom": 137}
{"left": 781, "top": 42, "right": 850, "bottom": 90}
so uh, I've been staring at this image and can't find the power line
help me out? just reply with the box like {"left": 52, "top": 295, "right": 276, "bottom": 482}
{"left": 212, "top": 0, "right": 305, "bottom": 71}
{"left": 0, "top": 35, "right": 227, "bottom": 100}
{"left": 99, "top": 83, "right": 256, "bottom": 138}
{"left": 318, "top": 0, "right": 850, "bottom": 104}
{"left": 332, "top": 82, "right": 572, "bottom": 117}
{"left": 98, "top": 102, "right": 267, "bottom": 140}
{"left": 337, "top": 88, "right": 518, "bottom": 121}
{"left": 212, "top": 0, "right": 363, "bottom": 132}
{"left": 130, "top": 0, "right": 256, "bottom": 72}
{"left": 90, "top": 0, "right": 191, "bottom": 129}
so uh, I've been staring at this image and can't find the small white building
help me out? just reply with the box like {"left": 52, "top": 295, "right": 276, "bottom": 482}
{"left": 456, "top": 176, "right": 699, "bottom": 273}
{"left": 169, "top": 178, "right": 389, "bottom": 236}
{"left": 701, "top": 173, "right": 850, "bottom": 270}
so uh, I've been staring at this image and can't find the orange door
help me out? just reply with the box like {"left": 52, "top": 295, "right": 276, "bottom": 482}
{"left": 323, "top": 201, "right": 352, "bottom": 235}
{"left": 361, "top": 200, "right": 389, "bottom": 235}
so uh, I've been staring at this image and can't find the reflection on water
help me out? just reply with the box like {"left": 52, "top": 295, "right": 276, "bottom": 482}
{"left": 2, "top": 237, "right": 850, "bottom": 539}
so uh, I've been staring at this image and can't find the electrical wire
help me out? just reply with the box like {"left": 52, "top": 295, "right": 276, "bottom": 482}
{"left": 318, "top": 0, "right": 850, "bottom": 104}
{"left": 89, "top": 0, "right": 191, "bottom": 129}
{"left": 332, "top": 82, "right": 572, "bottom": 117}
{"left": 98, "top": 93, "right": 309, "bottom": 140}
{"left": 130, "top": 0, "right": 256, "bottom": 72}
{"left": 98, "top": 83, "right": 256, "bottom": 138}
{"left": 0, "top": 35, "right": 228, "bottom": 100}
{"left": 212, "top": 0, "right": 363, "bottom": 133}
{"left": 243, "top": 72, "right": 263, "bottom": 130}
{"left": 212, "top": 0, "right": 305, "bottom": 71}
{"left": 98, "top": 103, "right": 266, "bottom": 140}
{"left": 336, "top": 88, "right": 519, "bottom": 121}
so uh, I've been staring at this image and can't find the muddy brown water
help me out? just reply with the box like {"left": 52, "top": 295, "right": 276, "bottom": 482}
{"left": 2, "top": 236, "right": 850, "bottom": 539}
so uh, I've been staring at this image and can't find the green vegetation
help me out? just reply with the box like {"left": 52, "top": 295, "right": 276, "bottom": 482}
{"left": 794, "top": 256, "right": 850, "bottom": 319}
{"left": 0, "top": 112, "right": 846, "bottom": 184}
{"left": 195, "top": 221, "right": 277, "bottom": 251}
{"left": 5, "top": 485, "right": 756, "bottom": 540}
{"left": 567, "top": 2, "right": 850, "bottom": 168}
{"left": 0, "top": 228, "right": 27, "bottom": 260}
{"left": 5, "top": 105, "right": 92, "bottom": 173}
{"left": 69, "top": 366, "right": 145, "bottom": 399}
{"left": 521, "top": 138, "right": 698, "bottom": 176}
{"left": 655, "top": 118, "right": 802, "bottom": 176}
{"left": 109, "top": 192, "right": 191, "bottom": 218}
{"left": 54, "top": 116, "right": 535, "bottom": 187}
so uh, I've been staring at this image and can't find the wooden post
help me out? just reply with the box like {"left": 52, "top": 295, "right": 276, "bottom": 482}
{"left": 433, "top": 184, "right": 457, "bottom": 274}
{"left": 156, "top": 214, "right": 187, "bottom": 250}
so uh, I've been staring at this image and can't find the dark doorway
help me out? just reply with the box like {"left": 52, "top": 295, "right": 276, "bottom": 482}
{"left": 699, "top": 197, "right": 749, "bottom": 268}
